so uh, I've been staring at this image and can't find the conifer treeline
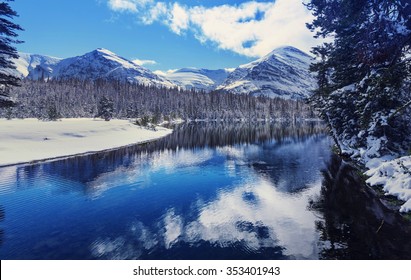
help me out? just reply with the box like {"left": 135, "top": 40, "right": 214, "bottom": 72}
{"left": 3, "top": 79, "right": 316, "bottom": 121}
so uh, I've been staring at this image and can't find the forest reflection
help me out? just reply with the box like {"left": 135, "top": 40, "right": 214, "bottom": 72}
{"left": 2, "top": 121, "right": 410, "bottom": 259}
{"left": 8, "top": 121, "right": 327, "bottom": 193}
{"left": 311, "top": 155, "right": 411, "bottom": 259}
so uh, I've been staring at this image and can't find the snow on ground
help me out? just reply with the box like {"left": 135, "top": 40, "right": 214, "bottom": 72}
{"left": 336, "top": 128, "right": 411, "bottom": 213}
{"left": 0, "top": 118, "right": 172, "bottom": 166}
{"left": 365, "top": 156, "right": 411, "bottom": 212}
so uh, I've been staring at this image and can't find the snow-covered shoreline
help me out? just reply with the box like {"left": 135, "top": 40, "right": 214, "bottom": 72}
{"left": 0, "top": 118, "right": 172, "bottom": 167}
{"left": 365, "top": 156, "right": 411, "bottom": 213}
{"left": 329, "top": 127, "right": 411, "bottom": 213}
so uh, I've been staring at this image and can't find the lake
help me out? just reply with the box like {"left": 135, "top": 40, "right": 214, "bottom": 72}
{"left": 1, "top": 122, "right": 410, "bottom": 259}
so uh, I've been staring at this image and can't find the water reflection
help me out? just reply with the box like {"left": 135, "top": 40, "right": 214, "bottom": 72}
{"left": 227, "top": 135, "right": 329, "bottom": 193}
{"left": 84, "top": 123, "right": 330, "bottom": 260}
{"left": 90, "top": 177, "right": 322, "bottom": 260}
{"left": 0, "top": 206, "right": 4, "bottom": 247}
{"left": 0, "top": 121, "right": 333, "bottom": 259}
{"left": 1, "top": 121, "right": 327, "bottom": 196}
{"left": 311, "top": 155, "right": 411, "bottom": 259}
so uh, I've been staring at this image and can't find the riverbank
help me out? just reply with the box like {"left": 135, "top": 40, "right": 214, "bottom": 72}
{"left": 0, "top": 118, "right": 172, "bottom": 167}
{"left": 336, "top": 148, "right": 411, "bottom": 213}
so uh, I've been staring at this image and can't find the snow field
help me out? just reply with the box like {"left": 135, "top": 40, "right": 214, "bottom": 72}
{"left": 0, "top": 118, "right": 172, "bottom": 166}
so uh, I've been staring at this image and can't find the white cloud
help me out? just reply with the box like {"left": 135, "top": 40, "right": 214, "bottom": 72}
{"left": 168, "top": 3, "right": 190, "bottom": 35}
{"left": 142, "top": 2, "right": 168, "bottom": 24}
{"left": 107, "top": 0, "right": 317, "bottom": 57}
{"left": 188, "top": 2, "right": 274, "bottom": 56}
{"left": 132, "top": 58, "right": 157, "bottom": 66}
{"left": 108, "top": 0, "right": 137, "bottom": 12}
{"left": 108, "top": 0, "right": 153, "bottom": 12}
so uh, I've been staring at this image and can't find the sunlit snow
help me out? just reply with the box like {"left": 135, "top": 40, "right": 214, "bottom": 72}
{"left": 0, "top": 118, "right": 171, "bottom": 166}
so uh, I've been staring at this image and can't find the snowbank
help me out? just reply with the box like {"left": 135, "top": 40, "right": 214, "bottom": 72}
{"left": 365, "top": 156, "right": 411, "bottom": 212}
{"left": 0, "top": 118, "right": 172, "bottom": 166}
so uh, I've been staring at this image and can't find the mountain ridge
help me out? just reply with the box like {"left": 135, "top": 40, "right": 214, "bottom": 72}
{"left": 217, "top": 46, "right": 316, "bottom": 99}
{"left": 12, "top": 48, "right": 174, "bottom": 88}
{"left": 155, "top": 67, "right": 234, "bottom": 92}
{"left": 12, "top": 46, "right": 315, "bottom": 99}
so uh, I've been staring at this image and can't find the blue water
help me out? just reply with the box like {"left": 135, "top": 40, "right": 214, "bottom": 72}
{"left": 0, "top": 122, "right": 333, "bottom": 259}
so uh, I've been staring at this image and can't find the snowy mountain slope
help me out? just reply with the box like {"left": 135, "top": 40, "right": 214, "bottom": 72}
{"left": 217, "top": 46, "right": 316, "bottom": 99}
{"left": 8, "top": 53, "right": 62, "bottom": 79}
{"left": 53, "top": 48, "right": 175, "bottom": 87}
{"left": 157, "top": 68, "right": 233, "bottom": 91}
{"left": 12, "top": 49, "right": 175, "bottom": 88}
{"left": 10, "top": 46, "right": 315, "bottom": 98}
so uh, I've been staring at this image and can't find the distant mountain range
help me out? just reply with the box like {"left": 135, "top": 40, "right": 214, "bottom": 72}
{"left": 12, "top": 46, "right": 315, "bottom": 99}
{"left": 155, "top": 68, "right": 234, "bottom": 92}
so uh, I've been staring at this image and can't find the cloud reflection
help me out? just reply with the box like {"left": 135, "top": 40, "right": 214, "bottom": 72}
{"left": 91, "top": 176, "right": 321, "bottom": 259}
{"left": 182, "top": 177, "right": 321, "bottom": 258}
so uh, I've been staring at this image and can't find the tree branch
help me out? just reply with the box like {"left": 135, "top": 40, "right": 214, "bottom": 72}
{"left": 388, "top": 99, "right": 411, "bottom": 121}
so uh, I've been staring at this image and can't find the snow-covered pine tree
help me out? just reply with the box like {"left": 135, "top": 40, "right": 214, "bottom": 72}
{"left": 97, "top": 96, "right": 114, "bottom": 121}
{"left": 0, "top": 0, "right": 23, "bottom": 108}
{"left": 306, "top": 0, "right": 411, "bottom": 161}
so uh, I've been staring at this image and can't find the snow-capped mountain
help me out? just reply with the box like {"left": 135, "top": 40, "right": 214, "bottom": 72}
{"left": 11, "top": 46, "right": 315, "bottom": 99}
{"left": 156, "top": 68, "right": 234, "bottom": 92}
{"left": 13, "top": 48, "right": 175, "bottom": 88}
{"left": 54, "top": 49, "right": 174, "bottom": 87}
{"left": 8, "top": 53, "right": 61, "bottom": 79}
{"left": 217, "top": 46, "right": 316, "bottom": 99}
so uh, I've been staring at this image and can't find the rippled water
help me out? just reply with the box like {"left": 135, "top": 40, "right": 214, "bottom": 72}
{"left": 1, "top": 122, "right": 409, "bottom": 259}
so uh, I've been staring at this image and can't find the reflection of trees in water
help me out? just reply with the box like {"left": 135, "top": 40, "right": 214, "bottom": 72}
{"left": 159, "top": 121, "right": 326, "bottom": 149}
{"left": 311, "top": 155, "right": 411, "bottom": 259}
{"left": 13, "top": 121, "right": 327, "bottom": 192}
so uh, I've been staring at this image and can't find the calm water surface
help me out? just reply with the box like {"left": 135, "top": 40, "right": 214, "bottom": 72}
{"left": 1, "top": 122, "right": 410, "bottom": 259}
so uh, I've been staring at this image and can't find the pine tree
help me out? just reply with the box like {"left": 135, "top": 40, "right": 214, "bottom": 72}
{"left": 306, "top": 0, "right": 411, "bottom": 159}
{"left": 97, "top": 96, "right": 114, "bottom": 121}
{"left": 0, "top": 0, "right": 23, "bottom": 108}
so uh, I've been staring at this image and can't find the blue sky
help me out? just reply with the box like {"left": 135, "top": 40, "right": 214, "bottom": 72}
{"left": 11, "top": 0, "right": 317, "bottom": 71}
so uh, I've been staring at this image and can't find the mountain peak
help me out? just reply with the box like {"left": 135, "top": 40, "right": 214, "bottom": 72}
{"left": 94, "top": 48, "right": 117, "bottom": 56}
{"left": 13, "top": 49, "right": 175, "bottom": 88}
{"left": 84, "top": 48, "right": 120, "bottom": 59}
{"left": 268, "top": 46, "right": 311, "bottom": 59}
{"left": 218, "top": 46, "right": 316, "bottom": 99}
{"left": 273, "top": 45, "right": 306, "bottom": 53}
